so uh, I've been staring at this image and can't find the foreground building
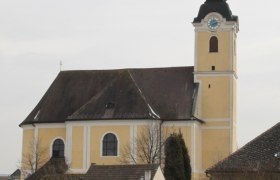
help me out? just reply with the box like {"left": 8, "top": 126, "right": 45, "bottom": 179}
{"left": 20, "top": 0, "right": 239, "bottom": 179}
{"left": 206, "top": 123, "right": 280, "bottom": 180}
{"left": 26, "top": 158, "right": 164, "bottom": 180}
{"left": 9, "top": 169, "right": 21, "bottom": 180}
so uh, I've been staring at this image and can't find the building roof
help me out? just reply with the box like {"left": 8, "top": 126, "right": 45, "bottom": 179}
{"left": 26, "top": 158, "right": 68, "bottom": 180}
{"left": 20, "top": 66, "right": 198, "bottom": 126}
{"left": 206, "top": 123, "right": 280, "bottom": 174}
{"left": 193, "top": 0, "right": 238, "bottom": 23}
{"left": 40, "top": 164, "right": 160, "bottom": 180}
{"left": 42, "top": 174, "right": 83, "bottom": 180}
{"left": 82, "top": 164, "right": 159, "bottom": 180}
{"left": 9, "top": 169, "right": 20, "bottom": 177}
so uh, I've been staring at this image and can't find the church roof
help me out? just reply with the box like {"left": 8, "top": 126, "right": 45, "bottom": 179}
{"left": 193, "top": 0, "right": 238, "bottom": 23}
{"left": 20, "top": 66, "right": 197, "bottom": 126}
{"left": 206, "top": 123, "right": 280, "bottom": 174}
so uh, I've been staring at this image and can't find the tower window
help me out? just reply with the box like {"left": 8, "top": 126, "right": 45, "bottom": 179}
{"left": 212, "top": 66, "right": 215, "bottom": 71}
{"left": 52, "top": 139, "right": 64, "bottom": 158}
{"left": 102, "top": 133, "right": 118, "bottom": 156}
{"left": 209, "top": 36, "right": 218, "bottom": 52}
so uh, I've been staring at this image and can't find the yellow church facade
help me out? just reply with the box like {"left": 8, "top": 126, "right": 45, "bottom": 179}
{"left": 20, "top": 0, "right": 239, "bottom": 179}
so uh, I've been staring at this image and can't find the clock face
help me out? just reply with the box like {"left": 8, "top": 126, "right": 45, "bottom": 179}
{"left": 207, "top": 17, "right": 220, "bottom": 31}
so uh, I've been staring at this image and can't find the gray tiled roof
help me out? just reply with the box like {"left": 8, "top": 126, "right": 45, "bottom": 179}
{"left": 206, "top": 123, "right": 280, "bottom": 173}
{"left": 82, "top": 164, "right": 159, "bottom": 180}
{"left": 42, "top": 174, "right": 83, "bottom": 180}
{"left": 20, "top": 67, "right": 198, "bottom": 126}
{"left": 39, "top": 164, "right": 160, "bottom": 180}
{"left": 26, "top": 158, "right": 68, "bottom": 180}
{"left": 9, "top": 169, "right": 20, "bottom": 177}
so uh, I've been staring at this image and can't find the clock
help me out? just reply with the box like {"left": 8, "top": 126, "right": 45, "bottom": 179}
{"left": 207, "top": 17, "right": 220, "bottom": 31}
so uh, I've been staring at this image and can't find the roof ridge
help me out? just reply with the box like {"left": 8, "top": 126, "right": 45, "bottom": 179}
{"left": 59, "top": 66, "right": 194, "bottom": 72}
{"left": 206, "top": 122, "right": 280, "bottom": 173}
{"left": 68, "top": 77, "right": 118, "bottom": 119}
{"left": 128, "top": 70, "right": 160, "bottom": 119}
{"left": 234, "top": 122, "right": 280, "bottom": 153}
{"left": 20, "top": 72, "right": 61, "bottom": 126}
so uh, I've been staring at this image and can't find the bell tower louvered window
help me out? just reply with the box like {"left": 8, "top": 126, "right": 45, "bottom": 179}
{"left": 209, "top": 36, "right": 218, "bottom": 52}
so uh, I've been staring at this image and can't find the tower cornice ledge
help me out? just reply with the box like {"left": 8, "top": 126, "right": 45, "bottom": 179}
{"left": 193, "top": 71, "right": 238, "bottom": 79}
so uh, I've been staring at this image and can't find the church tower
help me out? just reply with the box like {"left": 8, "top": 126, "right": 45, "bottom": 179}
{"left": 193, "top": 0, "right": 239, "bottom": 171}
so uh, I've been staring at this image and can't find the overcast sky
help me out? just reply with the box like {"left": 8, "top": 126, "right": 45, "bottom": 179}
{"left": 1, "top": 0, "right": 280, "bottom": 174}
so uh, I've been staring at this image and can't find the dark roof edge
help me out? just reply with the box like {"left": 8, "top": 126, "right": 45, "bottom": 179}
{"left": 162, "top": 117, "right": 205, "bottom": 124}
{"left": 19, "top": 118, "right": 205, "bottom": 127}
{"left": 19, "top": 72, "right": 62, "bottom": 127}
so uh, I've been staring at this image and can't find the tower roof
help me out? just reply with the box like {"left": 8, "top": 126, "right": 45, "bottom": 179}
{"left": 207, "top": 0, "right": 226, "bottom": 2}
{"left": 193, "top": 0, "right": 238, "bottom": 23}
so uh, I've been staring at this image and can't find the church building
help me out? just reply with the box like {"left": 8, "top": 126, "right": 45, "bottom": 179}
{"left": 20, "top": 0, "right": 239, "bottom": 179}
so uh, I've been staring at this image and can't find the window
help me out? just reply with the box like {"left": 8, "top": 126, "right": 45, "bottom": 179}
{"left": 52, "top": 139, "right": 64, "bottom": 158}
{"left": 209, "top": 36, "right": 218, "bottom": 52}
{"left": 102, "top": 133, "right": 118, "bottom": 156}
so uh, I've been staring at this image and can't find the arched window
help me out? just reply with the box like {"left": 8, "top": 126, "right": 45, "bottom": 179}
{"left": 102, "top": 133, "right": 118, "bottom": 156}
{"left": 52, "top": 139, "right": 64, "bottom": 158}
{"left": 209, "top": 36, "right": 218, "bottom": 52}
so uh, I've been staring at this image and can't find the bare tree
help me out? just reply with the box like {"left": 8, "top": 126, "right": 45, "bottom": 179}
{"left": 21, "top": 138, "right": 49, "bottom": 178}
{"left": 120, "top": 121, "right": 166, "bottom": 165}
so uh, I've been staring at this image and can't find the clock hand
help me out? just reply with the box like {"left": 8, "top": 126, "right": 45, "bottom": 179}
{"left": 211, "top": 21, "right": 217, "bottom": 27}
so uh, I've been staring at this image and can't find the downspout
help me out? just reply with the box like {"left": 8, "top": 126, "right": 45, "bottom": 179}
{"left": 159, "top": 120, "right": 163, "bottom": 167}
